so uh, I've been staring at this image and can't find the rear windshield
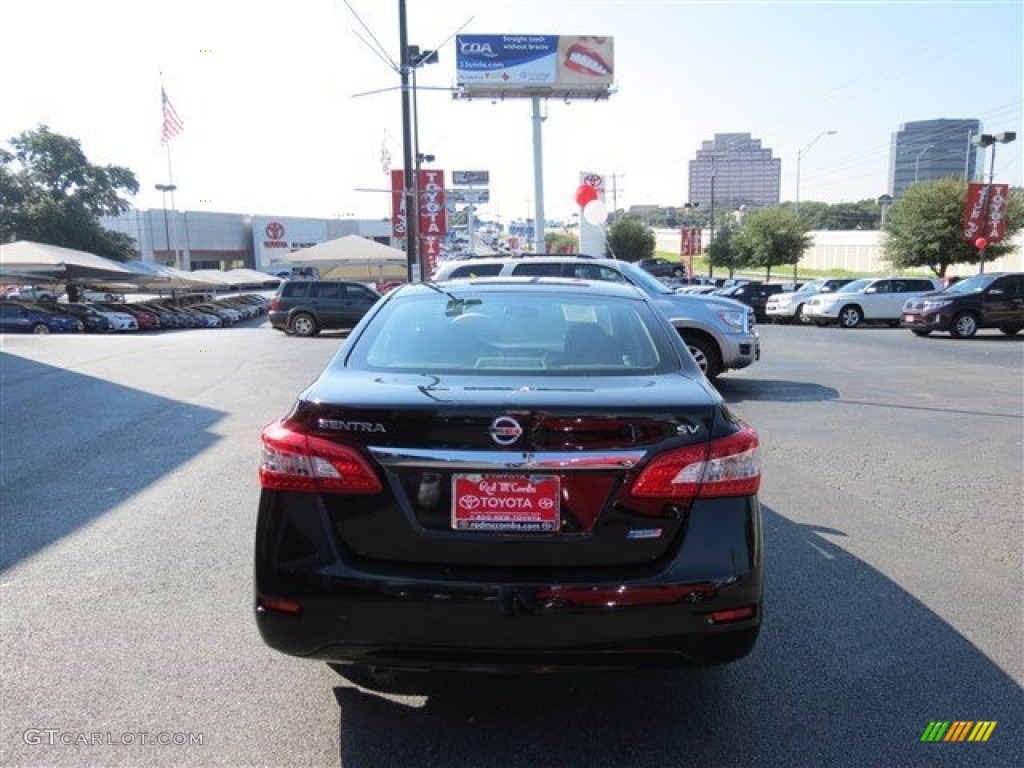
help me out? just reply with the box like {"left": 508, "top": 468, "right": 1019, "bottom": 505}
{"left": 346, "top": 290, "right": 684, "bottom": 376}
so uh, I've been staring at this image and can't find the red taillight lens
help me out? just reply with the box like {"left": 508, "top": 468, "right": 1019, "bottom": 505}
{"left": 707, "top": 605, "right": 756, "bottom": 624}
{"left": 269, "top": 298, "right": 279, "bottom": 310}
{"left": 629, "top": 423, "right": 761, "bottom": 499}
{"left": 257, "top": 595, "right": 303, "bottom": 615}
{"left": 259, "top": 421, "right": 383, "bottom": 494}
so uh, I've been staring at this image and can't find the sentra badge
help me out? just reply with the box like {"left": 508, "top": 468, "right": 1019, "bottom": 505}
{"left": 317, "top": 418, "right": 386, "bottom": 433}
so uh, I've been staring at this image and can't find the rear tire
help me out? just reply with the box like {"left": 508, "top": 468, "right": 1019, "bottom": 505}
{"left": 911, "top": 329, "right": 932, "bottom": 337}
{"left": 289, "top": 312, "right": 319, "bottom": 337}
{"left": 949, "top": 311, "right": 979, "bottom": 339}
{"left": 31, "top": 323, "right": 51, "bottom": 334}
{"left": 998, "top": 325, "right": 1021, "bottom": 336}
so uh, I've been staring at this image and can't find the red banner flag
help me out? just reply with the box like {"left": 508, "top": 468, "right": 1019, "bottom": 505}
{"left": 963, "top": 183, "right": 1009, "bottom": 243}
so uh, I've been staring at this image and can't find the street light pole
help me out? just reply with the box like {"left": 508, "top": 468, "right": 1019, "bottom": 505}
{"left": 794, "top": 130, "right": 837, "bottom": 281}
{"left": 708, "top": 159, "right": 716, "bottom": 279}
{"left": 972, "top": 131, "right": 1017, "bottom": 273}
{"left": 155, "top": 183, "right": 177, "bottom": 267}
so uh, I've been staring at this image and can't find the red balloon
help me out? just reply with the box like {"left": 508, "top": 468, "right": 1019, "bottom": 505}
{"left": 575, "top": 184, "right": 598, "bottom": 208}
{"left": 975, "top": 237, "right": 988, "bottom": 250}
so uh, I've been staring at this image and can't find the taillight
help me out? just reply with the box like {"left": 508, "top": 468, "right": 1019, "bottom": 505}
{"left": 259, "top": 421, "right": 383, "bottom": 494}
{"left": 629, "top": 423, "right": 761, "bottom": 499}
{"left": 269, "top": 298, "right": 279, "bottom": 310}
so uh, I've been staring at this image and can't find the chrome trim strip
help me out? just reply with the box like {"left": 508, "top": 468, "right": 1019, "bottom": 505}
{"left": 367, "top": 447, "right": 646, "bottom": 470}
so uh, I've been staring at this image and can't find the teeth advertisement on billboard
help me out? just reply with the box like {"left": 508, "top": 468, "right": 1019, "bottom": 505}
{"left": 456, "top": 35, "right": 614, "bottom": 97}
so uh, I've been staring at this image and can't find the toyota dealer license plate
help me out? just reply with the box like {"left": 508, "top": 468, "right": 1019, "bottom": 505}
{"left": 452, "top": 474, "right": 560, "bottom": 532}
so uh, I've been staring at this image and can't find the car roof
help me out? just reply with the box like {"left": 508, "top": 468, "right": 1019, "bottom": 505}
{"left": 418, "top": 276, "right": 648, "bottom": 301}
{"left": 435, "top": 255, "right": 632, "bottom": 271}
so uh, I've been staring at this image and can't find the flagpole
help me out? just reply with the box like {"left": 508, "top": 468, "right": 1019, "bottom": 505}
{"left": 159, "top": 71, "right": 182, "bottom": 269}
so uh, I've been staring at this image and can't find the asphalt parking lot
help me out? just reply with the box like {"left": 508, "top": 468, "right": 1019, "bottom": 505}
{"left": 1, "top": 321, "right": 1021, "bottom": 767}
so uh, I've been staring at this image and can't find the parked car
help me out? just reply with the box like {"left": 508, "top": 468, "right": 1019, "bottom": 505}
{"left": 0, "top": 302, "right": 83, "bottom": 333}
{"left": 75, "top": 303, "right": 139, "bottom": 332}
{"left": 47, "top": 302, "right": 113, "bottom": 333}
{"left": 765, "top": 278, "right": 858, "bottom": 324}
{"left": 268, "top": 280, "right": 382, "bottom": 337}
{"left": 3, "top": 285, "right": 61, "bottom": 302}
{"left": 900, "top": 272, "right": 1024, "bottom": 338}
{"left": 725, "top": 282, "right": 790, "bottom": 321}
{"left": 802, "top": 276, "right": 942, "bottom": 328}
{"left": 637, "top": 257, "right": 688, "bottom": 279}
{"left": 431, "top": 256, "right": 759, "bottom": 380}
{"left": 254, "top": 278, "right": 763, "bottom": 680}
{"left": 94, "top": 302, "right": 161, "bottom": 330}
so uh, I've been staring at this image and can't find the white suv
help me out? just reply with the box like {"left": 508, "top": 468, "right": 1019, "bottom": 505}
{"left": 802, "top": 276, "right": 943, "bottom": 328}
{"left": 431, "top": 257, "right": 760, "bottom": 380}
{"left": 765, "top": 278, "right": 856, "bottom": 324}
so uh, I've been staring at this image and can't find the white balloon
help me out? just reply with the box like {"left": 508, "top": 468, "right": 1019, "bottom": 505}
{"left": 583, "top": 199, "right": 608, "bottom": 225}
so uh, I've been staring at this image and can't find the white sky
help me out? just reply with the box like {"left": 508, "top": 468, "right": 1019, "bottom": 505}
{"left": 3, "top": 0, "right": 1021, "bottom": 223}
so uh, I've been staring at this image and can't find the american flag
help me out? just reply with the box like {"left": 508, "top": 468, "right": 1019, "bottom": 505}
{"left": 161, "top": 87, "right": 185, "bottom": 144}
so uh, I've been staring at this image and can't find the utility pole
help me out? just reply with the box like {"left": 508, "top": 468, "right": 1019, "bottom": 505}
{"left": 398, "top": 0, "right": 418, "bottom": 282}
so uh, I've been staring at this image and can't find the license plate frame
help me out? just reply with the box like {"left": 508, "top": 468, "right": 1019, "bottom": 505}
{"left": 451, "top": 474, "right": 560, "bottom": 532}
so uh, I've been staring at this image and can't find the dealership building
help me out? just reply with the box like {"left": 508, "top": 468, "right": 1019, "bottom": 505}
{"left": 100, "top": 209, "right": 392, "bottom": 272}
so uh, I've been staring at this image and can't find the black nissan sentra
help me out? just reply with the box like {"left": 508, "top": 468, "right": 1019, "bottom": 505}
{"left": 255, "top": 277, "right": 763, "bottom": 677}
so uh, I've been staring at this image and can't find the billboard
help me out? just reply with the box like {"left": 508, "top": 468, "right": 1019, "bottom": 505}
{"left": 456, "top": 35, "right": 614, "bottom": 98}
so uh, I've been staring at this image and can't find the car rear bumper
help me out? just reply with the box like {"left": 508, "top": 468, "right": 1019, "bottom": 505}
{"left": 255, "top": 495, "right": 763, "bottom": 670}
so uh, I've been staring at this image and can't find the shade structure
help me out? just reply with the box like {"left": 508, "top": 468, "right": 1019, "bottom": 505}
{"left": 276, "top": 235, "right": 406, "bottom": 269}
{"left": 0, "top": 240, "right": 138, "bottom": 283}
{"left": 222, "top": 268, "right": 282, "bottom": 287}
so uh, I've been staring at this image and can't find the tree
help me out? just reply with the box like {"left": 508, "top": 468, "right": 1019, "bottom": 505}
{"left": 706, "top": 223, "right": 743, "bottom": 277}
{"left": 733, "top": 207, "right": 812, "bottom": 280}
{"left": 0, "top": 125, "right": 139, "bottom": 260}
{"left": 545, "top": 231, "right": 579, "bottom": 253}
{"left": 605, "top": 216, "right": 655, "bottom": 262}
{"left": 884, "top": 178, "right": 1023, "bottom": 277}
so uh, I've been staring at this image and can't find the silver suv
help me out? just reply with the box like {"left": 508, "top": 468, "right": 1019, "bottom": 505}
{"left": 431, "top": 257, "right": 759, "bottom": 379}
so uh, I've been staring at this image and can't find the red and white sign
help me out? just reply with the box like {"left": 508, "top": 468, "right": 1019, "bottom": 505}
{"left": 963, "top": 183, "right": 1010, "bottom": 243}
{"left": 681, "top": 227, "right": 701, "bottom": 256}
{"left": 452, "top": 474, "right": 560, "bottom": 532}
{"left": 391, "top": 169, "right": 448, "bottom": 273}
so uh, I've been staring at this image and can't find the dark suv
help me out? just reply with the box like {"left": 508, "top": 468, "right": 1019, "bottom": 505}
{"left": 269, "top": 280, "right": 381, "bottom": 337}
{"left": 724, "top": 282, "right": 790, "bottom": 321}
{"left": 638, "top": 257, "right": 688, "bottom": 279}
{"left": 900, "top": 272, "right": 1024, "bottom": 338}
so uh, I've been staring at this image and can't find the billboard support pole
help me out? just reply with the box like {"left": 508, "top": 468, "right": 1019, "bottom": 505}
{"left": 532, "top": 96, "right": 546, "bottom": 254}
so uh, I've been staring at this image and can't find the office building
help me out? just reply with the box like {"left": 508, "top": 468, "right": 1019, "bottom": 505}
{"left": 688, "top": 133, "right": 781, "bottom": 211}
{"left": 889, "top": 118, "right": 980, "bottom": 199}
